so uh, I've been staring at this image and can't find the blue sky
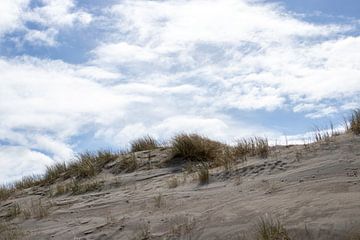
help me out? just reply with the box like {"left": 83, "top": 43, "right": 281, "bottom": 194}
{"left": 0, "top": 0, "right": 359, "bottom": 183}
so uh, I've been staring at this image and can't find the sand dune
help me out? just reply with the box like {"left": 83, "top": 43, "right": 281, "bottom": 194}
{"left": 1, "top": 133, "right": 360, "bottom": 239}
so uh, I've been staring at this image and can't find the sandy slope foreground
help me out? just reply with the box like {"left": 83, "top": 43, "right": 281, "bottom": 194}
{"left": 1, "top": 134, "right": 360, "bottom": 240}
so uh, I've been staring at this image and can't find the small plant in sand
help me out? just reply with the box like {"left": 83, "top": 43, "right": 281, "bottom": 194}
{"left": 167, "top": 177, "right": 179, "bottom": 189}
{"left": 131, "top": 222, "right": 151, "bottom": 240}
{"left": 5, "top": 203, "right": 21, "bottom": 220}
{"left": 0, "top": 222, "right": 24, "bottom": 240}
{"left": 255, "top": 217, "right": 291, "bottom": 240}
{"left": 154, "top": 192, "right": 165, "bottom": 208}
{"left": 219, "top": 146, "right": 236, "bottom": 172}
{"left": 171, "top": 133, "right": 223, "bottom": 163}
{"left": 22, "top": 199, "right": 51, "bottom": 219}
{"left": 197, "top": 163, "right": 210, "bottom": 185}
{"left": 130, "top": 135, "right": 159, "bottom": 152}
{"left": 61, "top": 179, "right": 103, "bottom": 195}
{"left": 167, "top": 215, "right": 198, "bottom": 239}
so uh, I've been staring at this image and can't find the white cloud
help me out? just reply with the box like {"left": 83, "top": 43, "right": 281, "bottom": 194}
{"left": 0, "top": 0, "right": 91, "bottom": 45}
{"left": 0, "top": 146, "right": 53, "bottom": 183}
{"left": 23, "top": 0, "right": 92, "bottom": 27}
{"left": 93, "top": 0, "right": 359, "bottom": 115}
{"left": 24, "top": 28, "right": 58, "bottom": 46}
{"left": 0, "top": 0, "right": 29, "bottom": 36}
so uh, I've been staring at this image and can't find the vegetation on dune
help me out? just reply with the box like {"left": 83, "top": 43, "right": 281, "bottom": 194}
{"left": 255, "top": 217, "right": 291, "bottom": 240}
{"left": 68, "top": 150, "right": 120, "bottom": 179}
{"left": 234, "top": 137, "right": 269, "bottom": 159}
{"left": 171, "top": 133, "right": 223, "bottom": 163}
{"left": 1, "top": 108, "right": 359, "bottom": 202}
{"left": 130, "top": 135, "right": 159, "bottom": 152}
{"left": 110, "top": 153, "right": 138, "bottom": 174}
{"left": 349, "top": 109, "right": 360, "bottom": 135}
{"left": 0, "top": 222, "right": 24, "bottom": 240}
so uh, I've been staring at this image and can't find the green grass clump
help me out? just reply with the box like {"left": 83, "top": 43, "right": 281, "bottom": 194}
{"left": 171, "top": 134, "right": 223, "bottom": 163}
{"left": 349, "top": 109, "right": 360, "bottom": 135}
{"left": 256, "top": 217, "right": 291, "bottom": 240}
{"left": 130, "top": 135, "right": 159, "bottom": 152}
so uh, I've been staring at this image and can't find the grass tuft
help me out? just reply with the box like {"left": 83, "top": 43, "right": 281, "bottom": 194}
{"left": 0, "top": 222, "right": 24, "bottom": 240}
{"left": 68, "top": 150, "right": 120, "bottom": 179}
{"left": 349, "top": 109, "right": 360, "bottom": 135}
{"left": 234, "top": 137, "right": 269, "bottom": 159}
{"left": 14, "top": 175, "right": 42, "bottom": 190}
{"left": 0, "top": 185, "right": 14, "bottom": 202}
{"left": 167, "top": 177, "right": 179, "bottom": 189}
{"left": 111, "top": 153, "right": 138, "bottom": 174}
{"left": 43, "top": 162, "right": 68, "bottom": 184}
{"left": 171, "top": 133, "right": 223, "bottom": 163}
{"left": 256, "top": 217, "right": 291, "bottom": 240}
{"left": 197, "top": 163, "right": 210, "bottom": 185}
{"left": 130, "top": 135, "right": 159, "bottom": 152}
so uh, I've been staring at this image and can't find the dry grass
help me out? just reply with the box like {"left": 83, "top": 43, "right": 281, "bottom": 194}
{"left": 167, "top": 177, "right": 179, "bottom": 189}
{"left": 313, "top": 122, "right": 342, "bottom": 144}
{"left": 5, "top": 203, "right": 21, "bottom": 220}
{"left": 111, "top": 153, "right": 138, "bottom": 174}
{"left": 68, "top": 180, "right": 103, "bottom": 195}
{"left": 43, "top": 162, "right": 68, "bottom": 184}
{"left": 349, "top": 109, "right": 360, "bottom": 135}
{"left": 154, "top": 192, "right": 165, "bottom": 208}
{"left": 0, "top": 185, "right": 14, "bottom": 202}
{"left": 50, "top": 180, "right": 103, "bottom": 196}
{"left": 219, "top": 146, "right": 236, "bottom": 172}
{"left": 255, "top": 217, "right": 291, "bottom": 240}
{"left": 130, "top": 135, "right": 159, "bottom": 152}
{"left": 171, "top": 133, "right": 223, "bottom": 163}
{"left": 22, "top": 199, "right": 50, "bottom": 219}
{"left": 13, "top": 175, "right": 42, "bottom": 190}
{"left": 166, "top": 215, "right": 198, "bottom": 239}
{"left": 234, "top": 137, "right": 269, "bottom": 159}
{"left": 0, "top": 223, "right": 24, "bottom": 240}
{"left": 197, "top": 163, "right": 210, "bottom": 185}
{"left": 131, "top": 222, "right": 151, "bottom": 240}
{"left": 68, "top": 150, "right": 120, "bottom": 179}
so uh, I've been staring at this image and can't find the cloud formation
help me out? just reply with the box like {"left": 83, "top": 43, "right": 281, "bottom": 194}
{"left": 0, "top": 0, "right": 359, "bottom": 182}
{"left": 0, "top": 0, "right": 91, "bottom": 46}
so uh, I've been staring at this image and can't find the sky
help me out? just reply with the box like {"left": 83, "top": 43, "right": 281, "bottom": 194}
{"left": 0, "top": 0, "right": 359, "bottom": 183}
